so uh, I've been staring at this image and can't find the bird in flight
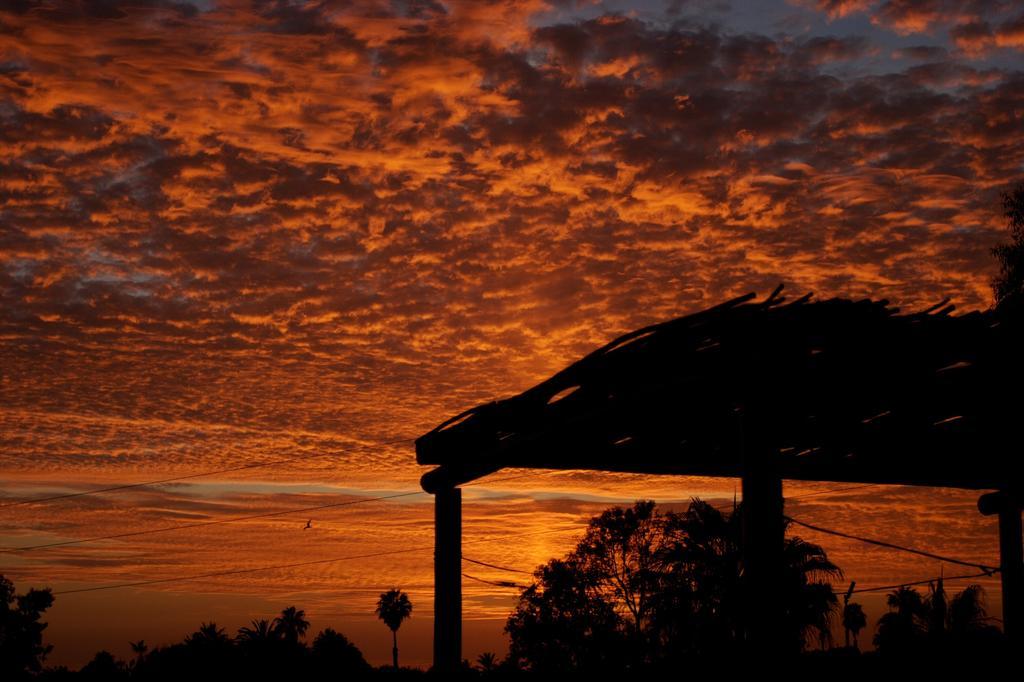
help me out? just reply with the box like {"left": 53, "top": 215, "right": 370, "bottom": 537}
{"left": 304, "top": 519, "right": 312, "bottom": 530}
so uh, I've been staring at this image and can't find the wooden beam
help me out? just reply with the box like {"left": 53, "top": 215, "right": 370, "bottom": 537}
{"left": 416, "top": 295, "right": 1022, "bottom": 494}
{"left": 421, "top": 463, "right": 502, "bottom": 494}
{"left": 433, "top": 486, "right": 461, "bottom": 672}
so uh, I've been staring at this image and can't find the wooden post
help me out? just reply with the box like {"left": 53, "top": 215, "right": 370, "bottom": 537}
{"left": 433, "top": 486, "right": 461, "bottom": 672}
{"left": 999, "top": 505, "right": 1023, "bottom": 643}
{"left": 980, "top": 490, "right": 1023, "bottom": 643}
{"left": 740, "top": 422, "right": 784, "bottom": 656}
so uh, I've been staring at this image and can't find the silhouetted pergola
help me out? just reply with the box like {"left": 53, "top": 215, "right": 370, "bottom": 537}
{"left": 416, "top": 288, "right": 1024, "bottom": 669}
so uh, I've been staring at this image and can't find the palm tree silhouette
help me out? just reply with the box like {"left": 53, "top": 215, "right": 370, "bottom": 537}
{"left": 272, "top": 606, "right": 310, "bottom": 645}
{"left": 948, "top": 584, "right": 992, "bottom": 635}
{"left": 375, "top": 588, "right": 413, "bottom": 669}
{"left": 185, "top": 621, "right": 232, "bottom": 665}
{"left": 780, "top": 533, "right": 842, "bottom": 650}
{"left": 186, "top": 622, "right": 230, "bottom": 648}
{"left": 237, "top": 618, "right": 278, "bottom": 646}
{"left": 128, "top": 640, "right": 147, "bottom": 670}
{"left": 874, "top": 585, "right": 928, "bottom": 652}
{"left": 476, "top": 651, "right": 498, "bottom": 672}
{"left": 875, "top": 581, "right": 998, "bottom": 654}
{"left": 842, "top": 602, "right": 867, "bottom": 649}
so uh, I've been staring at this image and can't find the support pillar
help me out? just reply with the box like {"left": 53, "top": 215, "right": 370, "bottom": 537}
{"left": 979, "top": 490, "right": 1023, "bottom": 643}
{"left": 433, "top": 486, "right": 461, "bottom": 672}
{"left": 740, "top": 439, "right": 784, "bottom": 656}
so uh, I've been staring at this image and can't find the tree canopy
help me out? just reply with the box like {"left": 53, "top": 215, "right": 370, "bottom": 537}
{"left": 993, "top": 181, "right": 1024, "bottom": 313}
{"left": 874, "top": 580, "right": 1001, "bottom": 656}
{"left": 375, "top": 588, "right": 413, "bottom": 669}
{"left": 0, "top": 574, "right": 55, "bottom": 679}
{"left": 505, "top": 499, "right": 841, "bottom": 671}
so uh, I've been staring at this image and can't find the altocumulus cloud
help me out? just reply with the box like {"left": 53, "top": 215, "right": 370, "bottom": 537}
{"left": 1, "top": 0, "right": 1023, "bottom": 483}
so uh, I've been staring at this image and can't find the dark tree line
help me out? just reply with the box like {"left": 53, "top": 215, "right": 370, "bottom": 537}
{"left": 71, "top": 606, "right": 370, "bottom": 681}
{"left": 501, "top": 500, "right": 1007, "bottom": 672}
{"left": 0, "top": 496, "right": 1012, "bottom": 679}
{"left": 504, "top": 499, "right": 842, "bottom": 672}
{"left": 873, "top": 581, "right": 1003, "bottom": 656}
{"left": 0, "top": 584, "right": 372, "bottom": 681}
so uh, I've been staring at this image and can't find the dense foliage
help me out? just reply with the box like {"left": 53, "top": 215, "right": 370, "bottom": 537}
{"left": 993, "top": 181, "right": 1024, "bottom": 313}
{"left": 505, "top": 500, "right": 842, "bottom": 672}
{"left": 1, "top": 575, "right": 55, "bottom": 679}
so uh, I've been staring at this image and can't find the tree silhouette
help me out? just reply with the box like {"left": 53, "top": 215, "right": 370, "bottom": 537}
{"left": 128, "top": 639, "right": 148, "bottom": 672}
{"left": 129, "top": 639, "right": 148, "bottom": 658}
{"left": 0, "top": 574, "right": 55, "bottom": 677}
{"left": 476, "top": 651, "right": 498, "bottom": 672}
{"left": 993, "top": 181, "right": 1024, "bottom": 313}
{"left": 780, "top": 534, "right": 842, "bottom": 651}
{"left": 505, "top": 556, "right": 625, "bottom": 672}
{"left": 237, "top": 618, "right": 278, "bottom": 646}
{"left": 948, "top": 584, "right": 993, "bottom": 636}
{"left": 375, "top": 588, "right": 412, "bottom": 669}
{"left": 506, "top": 500, "right": 841, "bottom": 670}
{"left": 874, "top": 585, "right": 927, "bottom": 653}
{"left": 184, "top": 620, "right": 233, "bottom": 674}
{"left": 80, "top": 650, "right": 125, "bottom": 679}
{"left": 573, "top": 500, "right": 673, "bottom": 641}
{"left": 185, "top": 621, "right": 231, "bottom": 649}
{"left": 873, "top": 582, "right": 999, "bottom": 655}
{"left": 272, "top": 606, "right": 310, "bottom": 645}
{"left": 310, "top": 627, "right": 370, "bottom": 676}
{"left": 924, "top": 579, "right": 948, "bottom": 642}
{"left": 842, "top": 602, "right": 867, "bottom": 649}
{"left": 69, "top": 605, "right": 369, "bottom": 679}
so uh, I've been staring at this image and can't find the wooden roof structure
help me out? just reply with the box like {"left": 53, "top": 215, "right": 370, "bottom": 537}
{"left": 417, "top": 287, "right": 1023, "bottom": 493}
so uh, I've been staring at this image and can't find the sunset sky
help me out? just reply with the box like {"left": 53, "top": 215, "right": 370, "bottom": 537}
{"left": 2, "top": 0, "right": 1022, "bottom": 668}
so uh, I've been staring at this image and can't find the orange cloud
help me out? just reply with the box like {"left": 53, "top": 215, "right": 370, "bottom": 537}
{"left": 1, "top": 0, "right": 1022, "bottom": 667}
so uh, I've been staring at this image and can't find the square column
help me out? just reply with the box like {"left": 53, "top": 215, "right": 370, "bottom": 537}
{"left": 741, "top": 448, "right": 785, "bottom": 655}
{"left": 433, "top": 486, "right": 461, "bottom": 671}
{"left": 979, "top": 490, "right": 1023, "bottom": 643}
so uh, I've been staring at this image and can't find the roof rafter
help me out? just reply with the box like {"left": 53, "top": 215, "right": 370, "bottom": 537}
{"left": 416, "top": 287, "right": 1022, "bottom": 493}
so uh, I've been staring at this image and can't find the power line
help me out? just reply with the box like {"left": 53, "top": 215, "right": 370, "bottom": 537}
{"left": 2, "top": 470, "right": 566, "bottom": 554}
{"left": 50, "top": 525, "right": 583, "bottom": 596}
{"left": 53, "top": 546, "right": 430, "bottom": 595}
{"left": 462, "top": 556, "right": 534, "bottom": 575}
{"left": 786, "top": 484, "right": 879, "bottom": 500}
{"left": 10, "top": 468, "right": 986, "bottom": 585}
{"left": 1, "top": 491, "right": 426, "bottom": 553}
{"left": 842, "top": 571, "right": 998, "bottom": 596}
{"left": 0, "top": 437, "right": 416, "bottom": 509}
{"left": 785, "top": 515, "right": 998, "bottom": 573}
{"left": 462, "top": 573, "right": 525, "bottom": 589}
{"left": 703, "top": 483, "right": 883, "bottom": 513}
{"left": 471, "top": 483, "right": 997, "bottom": 580}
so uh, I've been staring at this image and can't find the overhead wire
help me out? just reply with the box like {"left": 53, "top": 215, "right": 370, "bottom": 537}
{"left": 51, "top": 525, "right": 583, "bottom": 596}
{"left": 9, "top": 466, "right": 999, "bottom": 603}
{"left": 0, "top": 490, "right": 425, "bottom": 553}
{"left": 784, "top": 515, "right": 998, "bottom": 573}
{"left": 841, "top": 571, "right": 998, "bottom": 595}
{"left": 0, "top": 469, "right": 569, "bottom": 553}
{"left": 462, "top": 573, "right": 526, "bottom": 589}
{"left": 0, "top": 437, "right": 417, "bottom": 509}
{"left": 462, "top": 556, "right": 534, "bottom": 575}
{"left": 786, "top": 483, "right": 879, "bottom": 500}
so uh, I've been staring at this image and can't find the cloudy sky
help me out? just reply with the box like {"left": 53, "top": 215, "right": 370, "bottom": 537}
{"left": 1, "top": 0, "right": 1022, "bottom": 668}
